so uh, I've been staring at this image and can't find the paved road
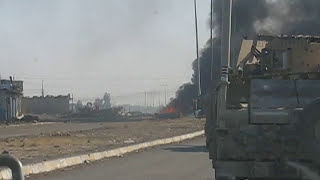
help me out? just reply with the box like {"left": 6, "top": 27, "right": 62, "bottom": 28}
{"left": 30, "top": 137, "right": 214, "bottom": 180}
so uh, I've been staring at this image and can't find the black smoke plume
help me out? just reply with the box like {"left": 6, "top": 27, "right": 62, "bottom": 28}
{"left": 169, "top": 0, "right": 320, "bottom": 114}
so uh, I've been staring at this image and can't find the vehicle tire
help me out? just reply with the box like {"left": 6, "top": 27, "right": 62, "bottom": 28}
{"left": 215, "top": 167, "right": 240, "bottom": 180}
{"left": 302, "top": 98, "right": 320, "bottom": 166}
{"left": 205, "top": 93, "right": 217, "bottom": 161}
{"left": 215, "top": 175, "right": 237, "bottom": 180}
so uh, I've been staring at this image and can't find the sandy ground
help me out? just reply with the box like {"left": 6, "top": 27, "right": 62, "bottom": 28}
{"left": 0, "top": 117, "right": 204, "bottom": 164}
{"left": 0, "top": 122, "right": 107, "bottom": 138}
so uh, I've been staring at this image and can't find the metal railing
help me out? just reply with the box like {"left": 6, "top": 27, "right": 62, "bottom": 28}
{"left": 0, "top": 155, "right": 24, "bottom": 180}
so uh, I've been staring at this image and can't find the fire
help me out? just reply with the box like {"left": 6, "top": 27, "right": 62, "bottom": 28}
{"left": 158, "top": 106, "right": 183, "bottom": 119}
{"left": 160, "top": 107, "right": 176, "bottom": 114}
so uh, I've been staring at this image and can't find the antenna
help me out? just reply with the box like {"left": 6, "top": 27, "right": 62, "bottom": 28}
{"left": 194, "top": 0, "right": 201, "bottom": 96}
{"left": 210, "top": 0, "right": 214, "bottom": 81}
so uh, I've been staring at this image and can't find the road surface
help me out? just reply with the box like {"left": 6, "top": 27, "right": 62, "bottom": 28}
{"left": 29, "top": 137, "right": 214, "bottom": 180}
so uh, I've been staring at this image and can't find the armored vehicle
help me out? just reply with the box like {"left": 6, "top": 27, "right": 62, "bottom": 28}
{"left": 205, "top": 1, "right": 320, "bottom": 179}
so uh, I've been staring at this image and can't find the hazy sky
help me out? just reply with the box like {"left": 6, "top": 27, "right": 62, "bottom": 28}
{"left": 0, "top": 0, "right": 210, "bottom": 105}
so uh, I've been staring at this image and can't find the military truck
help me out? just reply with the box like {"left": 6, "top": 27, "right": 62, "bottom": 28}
{"left": 205, "top": 1, "right": 320, "bottom": 179}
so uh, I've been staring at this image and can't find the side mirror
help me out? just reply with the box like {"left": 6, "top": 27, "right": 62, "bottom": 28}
{"left": 0, "top": 155, "right": 24, "bottom": 180}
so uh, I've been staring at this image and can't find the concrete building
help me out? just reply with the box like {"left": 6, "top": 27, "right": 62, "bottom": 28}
{"left": 22, "top": 94, "right": 71, "bottom": 115}
{"left": 0, "top": 78, "right": 23, "bottom": 121}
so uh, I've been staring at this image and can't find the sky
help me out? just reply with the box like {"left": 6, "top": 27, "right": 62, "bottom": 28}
{"left": 0, "top": 0, "right": 210, "bottom": 105}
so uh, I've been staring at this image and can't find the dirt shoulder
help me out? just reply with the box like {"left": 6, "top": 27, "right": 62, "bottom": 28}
{"left": 0, "top": 117, "right": 204, "bottom": 164}
{"left": 0, "top": 122, "right": 107, "bottom": 138}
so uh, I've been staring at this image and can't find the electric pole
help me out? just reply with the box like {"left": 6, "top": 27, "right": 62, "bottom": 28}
{"left": 158, "top": 91, "right": 161, "bottom": 112}
{"left": 194, "top": 0, "right": 201, "bottom": 96}
{"left": 164, "top": 89, "right": 167, "bottom": 106}
{"left": 71, "top": 94, "right": 74, "bottom": 112}
{"left": 217, "top": 0, "right": 233, "bottom": 128}
{"left": 152, "top": 92, "right": 155, "bottom": 108}
{"left": 160, "top": 84, "right": 168, "bottom": 106}
{"left": 210, "top": 0, "right": 214, "bottom": 81}
{"left": 144, "top": 91, "right": 147, "bottom": 107}
{"left": 41, "top": 80, "right": 44, "bottom": 97}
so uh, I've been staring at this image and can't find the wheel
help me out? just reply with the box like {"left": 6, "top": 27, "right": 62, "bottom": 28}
{"left": 205, "top": 93, "right": 217, "bottom": 161}
{"left": 215, "top": 175, "right": 237, "bottom": 180}
{"left": 301, "top": 98, "right": 320, "bottom": 166}
{"left": 214, "top": 167, "right": 240, "bottom": 180}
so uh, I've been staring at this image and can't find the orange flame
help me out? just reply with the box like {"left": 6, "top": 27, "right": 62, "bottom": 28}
{"left": 160, "top": 107, "right": 176, "bottom": 114}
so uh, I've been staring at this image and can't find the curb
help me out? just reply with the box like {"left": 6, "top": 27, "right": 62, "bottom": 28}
{"left": 0, "top": 130, "right": 204, "bottom": 179}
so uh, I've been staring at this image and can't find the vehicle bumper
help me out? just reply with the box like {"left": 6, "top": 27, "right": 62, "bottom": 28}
{"left": 214, "top": 161, "right": 303, "bottom": 178}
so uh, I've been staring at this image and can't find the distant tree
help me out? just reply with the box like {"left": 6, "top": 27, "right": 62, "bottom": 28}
{"left": 112, "top": 106, "right": 124, "bottom": 116}
{"left": 84, "top": 102, "right": 95, "bottom": 112}
{"left": 94, "top": 98, "right": 103, "bottom": 110}
{"left": 103, "top": 93, "right": 111, "bottom": 109}
{"left": 76, "top": 100, "right": 84, "bottom": 110}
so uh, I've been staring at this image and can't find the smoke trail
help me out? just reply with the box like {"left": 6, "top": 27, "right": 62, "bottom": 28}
{"left": 256, "top": 0, "right": 320, "bottom": 35}
{"left": 171, "top": 0, "right": 320, "bottom": 113}
{"left": 204, "top": 0, "right": 320, "bottom": 93}
{"left": 216, "top": 0, "right": 320, "bottom": 36}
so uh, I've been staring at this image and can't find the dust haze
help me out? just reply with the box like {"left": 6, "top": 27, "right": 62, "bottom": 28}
{"left": 0, "top": 0, "right": 210, "bottom": 104}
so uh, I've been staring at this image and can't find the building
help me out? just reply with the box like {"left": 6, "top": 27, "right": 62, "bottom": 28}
{"left": 22, "top": 94, "right": 71, "bottom": 115}
{"left": 0, "top": 78, "right": 23, "bottom": 121}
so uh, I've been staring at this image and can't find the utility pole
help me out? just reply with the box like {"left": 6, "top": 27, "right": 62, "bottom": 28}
{"left": 210, "top": 0, "right": 214, "bottom": 81}
{"left": 160, "top": 84, "right": 168, "bottom": 106}
{"left": 158, "top": 91, "right": 161, "bottom": 112}
{"left": 41, "top": 80, "right": 44, "bottom": 97}
{"left": 194, "top": 0, "right": 201, "bottom": 96}
{"left": 71, "top": 94, "right": 74, "bottom": 112}
{"left": 144, "top": 91, "right": 147, "bottom": 107}
{"left": 146, "top": 92, "right": 148, "bottom": 110}
{"left": 217, "top": 0, "right": 233, "bottom": 128}
{"left": 152, "top": 92, "right": 155, "bottom": 108}
{"left": 165, "top": 89, "right": 167, "bottom": 106}
{"left": 147, "top": 92, "right": 149, "bottom": 111}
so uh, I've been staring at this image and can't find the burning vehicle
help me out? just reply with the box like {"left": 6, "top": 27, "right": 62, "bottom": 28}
{"left": 156, "top": 107, "right": 181, "bottom": 119}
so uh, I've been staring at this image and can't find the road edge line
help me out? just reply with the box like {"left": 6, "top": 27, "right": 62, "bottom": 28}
{"left": 0, "top": 130, "right": 204, "bottom": 179}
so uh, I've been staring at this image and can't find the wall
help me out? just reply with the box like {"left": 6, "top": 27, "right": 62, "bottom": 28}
{"left": 22, "top": 95, "right": 70, "bottom": 115}
{"left": 0, "top": 91, "right": 22, "bottom": 120}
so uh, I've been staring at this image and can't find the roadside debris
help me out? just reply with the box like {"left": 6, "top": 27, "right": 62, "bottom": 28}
{"left": 1, "top": 150, "right": 9, "bottom": 154}
{"left": 21, "top": 115, "right": 40, "bottom": 123}
{"left": 124, "top": 138, "right": 135, "bottom": 144}
{"left": 84, "top": 160, "right": 90, "bottom": 164}
{"left": 49, "top": 131, "right": 71, "bottom": 137}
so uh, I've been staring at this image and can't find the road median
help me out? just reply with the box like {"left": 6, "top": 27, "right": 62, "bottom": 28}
{"left": 0, "top": 130, "right": 204, "bottom": 180}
